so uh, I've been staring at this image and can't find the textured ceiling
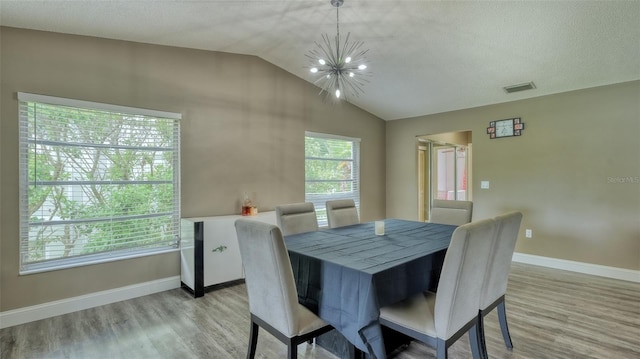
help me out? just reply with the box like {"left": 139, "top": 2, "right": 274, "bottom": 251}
{"left": 1, "top": 0, "right": 639, "bottom": 121}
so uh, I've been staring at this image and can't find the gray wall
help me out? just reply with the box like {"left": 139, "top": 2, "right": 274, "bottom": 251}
{"left": 0, "top": 27, "right": 386, "bottom": 311}
{"left": 387, "top": 81, "right": 640, "bottom": 271}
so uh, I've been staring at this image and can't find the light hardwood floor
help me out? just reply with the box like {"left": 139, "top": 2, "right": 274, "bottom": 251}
{"left": 1, "top": 263, "right": 639, "bottom": 359}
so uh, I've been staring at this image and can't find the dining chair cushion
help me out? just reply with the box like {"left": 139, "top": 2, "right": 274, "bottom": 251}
{"left": 430, "top": 200, "right": 473, "bottom": 226}
{"left": 379, "top": 291, "right": 438, "bottom": 337}
{"left": 235, "top": 219, "right": 326, "bottom": 337}
{"left": 326, "top": 199, "right": 359, "bottom": 228}
{"left": 276, "top": 202, "right": 319, "bottom": 236}
{"left": 295, "top": 303, "right": 330, "bottom": 335}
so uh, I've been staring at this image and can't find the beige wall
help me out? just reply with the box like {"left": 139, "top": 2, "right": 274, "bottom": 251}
{"left": 0, "top": 27, "right": 385, "bottom": 311}
{"left": 387, "top": 81, "right": 640, "bottom": 271}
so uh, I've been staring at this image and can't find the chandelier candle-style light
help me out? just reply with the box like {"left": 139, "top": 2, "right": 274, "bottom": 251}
{"left": 307, "top": 0, "right": 370, "bottom": 101}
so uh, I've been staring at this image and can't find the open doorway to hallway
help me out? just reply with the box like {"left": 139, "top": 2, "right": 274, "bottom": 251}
{"left": 417, "top": 131, "right": 472, "bottom": 222}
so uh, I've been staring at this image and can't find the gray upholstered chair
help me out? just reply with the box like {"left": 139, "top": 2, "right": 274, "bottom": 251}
{"left": 326, "top": 199, "right": 359, "bottom": 228}
{"left": 275, "top": 202, "right": 319, "bottom": 236}
{"left": 476, "top": 211, "right": 523, "bottom": 359}
{"left": 379, "top": 218, "right": 497, "bottom": 359}
{"left": 235, "top": 219, "right": 332, "bottom": 359}
{"left": 429, "top": 199, "right": 473, "bottom": 226}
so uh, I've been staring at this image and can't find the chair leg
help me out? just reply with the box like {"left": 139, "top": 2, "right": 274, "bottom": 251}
{"left": 497, "top": 300, "right": 513, "bottom": 349}
{"left": 287, "top": 342, "right": 297, "bottom": 359}
{"left": 477, "top": 314, "right": 489, "bottom": 359}
{"left": 247, "top": 321, "right": 259, "bottom": 359}
{"left": 469, "top": 323, "right": 486, "bottom": 359}
{"left": 436, "top": 338, "right": 448, "bottom": 359}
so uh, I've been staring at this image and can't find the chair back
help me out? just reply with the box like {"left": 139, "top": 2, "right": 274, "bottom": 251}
{"left": 480, "top": 211, "right": 523, "bottom": 309}
{"left": 430, "top": 200, "right": 473, "bottom": 226}
{"left": 235, "top": 219, "right": 301, "bottom": 337}
{"left": 434, "top": 218, "right": 496, "bottom": 340}
{"left": 275, "top": 202, "right": 319, "bottom": 236}
{"left": 326, "top": 199, "right": 359, "bottom": 228}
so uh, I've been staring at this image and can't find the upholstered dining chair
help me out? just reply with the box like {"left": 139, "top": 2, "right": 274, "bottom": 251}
{"left": 326, "top": 199, "right": 359, "bottom": 228}
{"left": 234, "top": 219, "right": 333, "bottom": 359}
{"left": 275, "top": 202, "right": 319, "bottom": 236}
{"left": 379, "top": 218, "right": 497, "bottom": 359}
{"left": 476, "top": 211, "right": 523, "bottom": 359}
{"left": 429, "top": 199, "right": 473, "bottom": 226}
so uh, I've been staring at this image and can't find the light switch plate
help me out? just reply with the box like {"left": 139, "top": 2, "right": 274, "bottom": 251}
{"left": 480, "top": 181, "right": 490, "bottom": 189}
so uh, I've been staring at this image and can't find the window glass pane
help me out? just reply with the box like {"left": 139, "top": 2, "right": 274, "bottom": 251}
{"left": 456, "top": 147, "right": 468, "bottom": 200}
{"left": 433, "top": 145, "right": 468, "bottom": 201}
{"left": 305, "top": 159, "right": 354, "bottom": 181}
{"left": 19, "top": 94, "right": 180, "bottom": 273}
{"left": 305, "top": 137, "right": 353, "bottom": 159}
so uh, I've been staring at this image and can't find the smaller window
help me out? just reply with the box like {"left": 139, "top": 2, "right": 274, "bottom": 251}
{"left": 305, "top": 131, "right": 360, "bottom": 227}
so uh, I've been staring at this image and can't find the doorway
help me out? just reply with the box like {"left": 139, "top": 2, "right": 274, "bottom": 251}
{"left": 417, "top": 131, "right": 472, "bottom": 222}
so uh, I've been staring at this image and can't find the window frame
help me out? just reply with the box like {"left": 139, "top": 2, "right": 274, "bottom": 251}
{"left": 304, "top": 131, "right": 361, "bottom": 227}
{"left": 18, "top": 92, "right": 181, "bottom": 274}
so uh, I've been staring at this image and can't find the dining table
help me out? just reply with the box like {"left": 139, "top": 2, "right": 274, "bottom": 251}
{"left": 284, "top": 219, "right": 457, "bottom": 359}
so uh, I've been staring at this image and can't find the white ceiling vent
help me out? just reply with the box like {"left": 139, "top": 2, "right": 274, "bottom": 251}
{"left": 503, "top": 82, "right": 536, "bottom": 94}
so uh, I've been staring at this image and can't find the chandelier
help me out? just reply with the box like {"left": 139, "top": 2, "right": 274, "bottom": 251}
{"left": 306, "top": 0, "right": 370, "bottom": 101}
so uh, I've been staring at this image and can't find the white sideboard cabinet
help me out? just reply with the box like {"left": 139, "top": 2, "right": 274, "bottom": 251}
{"left": 181, "top": 211, "right": 277, "bottom": 297}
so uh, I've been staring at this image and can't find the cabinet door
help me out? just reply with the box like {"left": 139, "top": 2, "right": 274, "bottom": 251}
{"left": 203, "top": 219, "right": 244, "bottom": 287}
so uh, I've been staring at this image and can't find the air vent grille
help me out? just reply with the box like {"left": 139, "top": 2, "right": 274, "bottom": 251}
{"left": 503, "top": 82, "right": 536, "bottom": 94}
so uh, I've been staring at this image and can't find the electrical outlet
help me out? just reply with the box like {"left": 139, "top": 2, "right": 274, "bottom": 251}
{"left": 480, "top": 181, "right": 490, "bottom": 189}
{"left": 525, "top": 229, "right": 532, "bottom": 238}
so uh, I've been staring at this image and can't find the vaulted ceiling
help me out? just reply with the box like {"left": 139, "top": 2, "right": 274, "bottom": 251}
{"left": 1, "top": 0, "right": 639, "bottom": 120}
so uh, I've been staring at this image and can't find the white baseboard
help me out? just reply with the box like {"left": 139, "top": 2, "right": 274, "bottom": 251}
{"left": 0, "top": 276, "right": 181, "bottom": 329}
{"left": 513, "top": 252, "right": 640, "bottom": 283}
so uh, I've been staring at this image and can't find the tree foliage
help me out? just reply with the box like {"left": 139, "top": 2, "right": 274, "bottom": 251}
{"left": 24, "top": 103, "right": 177, "bottom": 262}
{"left": 304, "top": 136, "right": 354, "bottom": 194}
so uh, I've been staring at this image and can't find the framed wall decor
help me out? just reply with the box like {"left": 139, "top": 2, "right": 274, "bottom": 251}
{"left": 487, "top": 117, "right": 524, "bottom": 138}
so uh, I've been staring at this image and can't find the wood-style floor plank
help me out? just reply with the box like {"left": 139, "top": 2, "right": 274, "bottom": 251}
{"left": 1, "top": 263, "right": 639, "bottom": 358}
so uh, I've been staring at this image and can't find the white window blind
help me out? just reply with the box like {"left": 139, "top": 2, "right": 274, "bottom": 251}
{"left": 305, "top": 131, "right": 360, "bottom": 227}
{"left": 18, "top": 92, "right": 181, "bottom": 274}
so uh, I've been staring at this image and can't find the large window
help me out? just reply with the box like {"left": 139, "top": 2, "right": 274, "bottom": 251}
{"left": 18, "top": 93, "right": 181, "bottom": 274}
{"left": 305, "top": 132, "right": 360, "bottom": 227}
